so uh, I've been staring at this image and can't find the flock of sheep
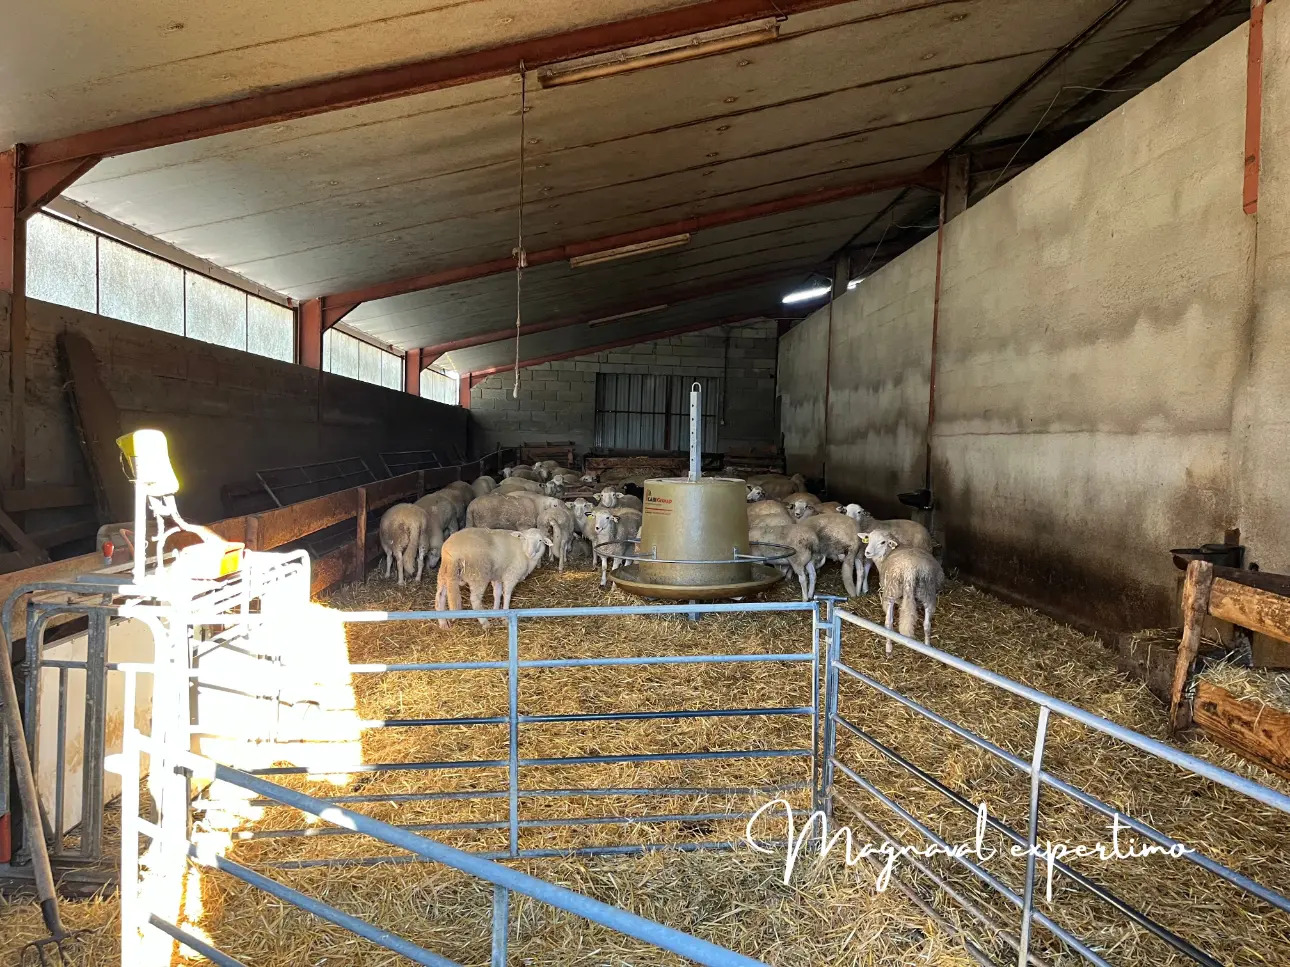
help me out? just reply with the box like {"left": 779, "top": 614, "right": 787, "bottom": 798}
{"left": 377, "top": 460, "right": 945, "bottom": 645}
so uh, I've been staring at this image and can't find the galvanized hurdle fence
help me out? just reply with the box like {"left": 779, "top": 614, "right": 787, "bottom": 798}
{"left": 823, "top": 607, "right": 1290, "bottom": 967}
{"left": 107, "top": 595, "right": 827, "bottom": 965}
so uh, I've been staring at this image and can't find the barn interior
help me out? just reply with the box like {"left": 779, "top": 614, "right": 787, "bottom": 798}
{"left": 3, "top": 2, "right": 1290, "bottom": 966}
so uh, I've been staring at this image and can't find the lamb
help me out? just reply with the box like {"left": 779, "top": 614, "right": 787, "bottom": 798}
{"left": 801, "top": 513, "right": 863, "bottom": 596}
{"left": 748, "top": 519, "right": 819, "bottom": 601}
{"left": 590, "top": 507, "right": 643, "bottom": 587}
{"left": 378, "top": 503, "right": 432, "bottom": 586}
{"left": 746, "top": 473, "right": 807, "bottom": 500}
{"left": 745, "top": 484, "right": 767, "bottom": 503}
{"left": 533, "top": 459, "right": 563, "bottom": 479}
{"left": 817, "top": 501, "right": 846, "bottom": 515}
{"left": 595, "top": 486, "right": 643, "bottom": 511}
{"left": 440, "top": 481, "right": 476, "bottom": 528}
{"left": 466, "top": 493, "right": 575, "bottom": 571}
{"left": 852, "top": 513, "right": 934, "bottom": 594}
{"left": 471, "top": 475, "right": 498, "bottom": 498}
{"left": 747, "top": 499, "right": 793, "bottom": 526}
{"left": 497, "top": 476, "right": 543, "bottom": 495}
{"left": 783, "top": 492, "right": 821, "bottom": 521}
{"left": 863, "top": 528, "right": 945, "bottom": 650}
{"left": 435, "top": 527, "right": 552, "bottom": 628}
{"left": 566, "top": 498, "right": 597, "bottom": 556}
{"left": 414, "top": 492, "right": 460, "bottom": 547}
{"left": 504, "top": 465, "right": 541, "bottom": 481}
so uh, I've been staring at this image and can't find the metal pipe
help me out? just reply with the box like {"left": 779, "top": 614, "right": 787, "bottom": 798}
{"left": 832, "top": 654, "right": 1290, "bottom": 914}
{"left": 690, "top": 381, "right": 703, "bottom": 480}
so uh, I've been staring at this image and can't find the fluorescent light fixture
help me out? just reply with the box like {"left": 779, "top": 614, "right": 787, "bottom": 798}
{"left": 569, "top": 234, "right": 691, "bottom": 268}
{"left": 782, "top": 285, "right": 831, "bottom": 305}
{"left": 846, "top": 277, "right": 865, "bottom": 290}
{"left": 539, "top": 25, "right": 779, "bottom": 88}
{"left": 587, "top": 304, "right": 670, "bottom": 328}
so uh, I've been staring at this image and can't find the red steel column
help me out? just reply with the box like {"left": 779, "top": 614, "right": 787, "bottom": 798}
{"left": 2, "top": 149, "right": 28, "bottom": 488}
{"left": 458, "top": 373, "right": 472, "bottom": 409}
{"left": 298, "top": 299, "right": 323, "bottom": 369}
{"left": 1244, "top": 0, "right": 1266, "bottom": 214}
{"left": 404, "top": 348, "right": 422, "bottom": 395}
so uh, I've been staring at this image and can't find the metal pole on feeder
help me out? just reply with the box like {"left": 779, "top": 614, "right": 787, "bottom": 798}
{"left": 689, "top": 381, "right": 702, "bottom": 482}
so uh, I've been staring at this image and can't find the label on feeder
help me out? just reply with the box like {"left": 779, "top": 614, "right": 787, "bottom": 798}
{"left": 645, "top": 494, "right": 673, "bottom": 515}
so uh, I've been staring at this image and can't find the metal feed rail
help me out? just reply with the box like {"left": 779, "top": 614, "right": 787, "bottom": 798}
{"left": 112, "top": 702, "right": 769, "bottom": 967}
{"left": 189, "top": 599, "right": 826, "bottom": 864}
{"left": 825, "top": 607, "right": 1290, "bottom": 967}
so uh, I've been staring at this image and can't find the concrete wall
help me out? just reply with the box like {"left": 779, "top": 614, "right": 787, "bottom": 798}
{"left": 470, "top": 320, "right": 779, "bottom": 454}
{"left": 1, "top": 295, "right": 467, "bottom": 526}
{"left": 778, "top": 20, "right": 1286, "bottom": 634}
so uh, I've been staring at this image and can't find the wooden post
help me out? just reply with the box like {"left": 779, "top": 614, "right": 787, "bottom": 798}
{"left": 1169, "top": 559, "right": 1215, "bottom": 731}
{"left": 354, "top": 486, "right": 369, "bottom": 581}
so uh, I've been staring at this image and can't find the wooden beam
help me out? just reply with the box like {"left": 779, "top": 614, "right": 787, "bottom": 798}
{"left": 321, "top": 169, "right": 941, "bottom": 315}
{"left": 0, "top": 507, "right": 47, "bottom": 563}
{"left": 23, "top": 0, "right": 859, "bottom": 169}
{"left": 59, "top": 331, "right": 133, "bottom": 521}
{"left": 1193, "top": 680, "right": 1290, "bottom": 782}
{"left": 1209, "top": 576, "right": 1290, "bottom": 645}
{"left": 1, "top": 485, "right": 93, "bottom": 513}
{"left": 1170, "top": 559, "right": 1215, "bottom": 731}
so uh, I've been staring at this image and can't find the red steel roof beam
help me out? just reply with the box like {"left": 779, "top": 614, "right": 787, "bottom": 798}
{"left": 321, "top": 167, "right": 941, "bottom": 327}
{"left": 24, "top": 0, "right": 859, "bottom": 170}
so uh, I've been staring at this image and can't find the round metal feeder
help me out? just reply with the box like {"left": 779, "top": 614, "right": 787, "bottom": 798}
{"left": 600, "top": 477, "right": 792, "bottom": 601}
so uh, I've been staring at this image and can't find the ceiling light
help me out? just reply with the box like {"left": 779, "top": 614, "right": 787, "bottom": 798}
{"left": 570, "top": 234, "right": 691, "bottom": 268}
{"left": 587, "top": 304, "right": 670, "bottom": 328}
{"left": 538, "top": 25, "right": 779, "bottom": 88}
{"left": 846, "top": 277, "right": 866, "bottom": 290}
{"left": 782, "top": 285, "right": 831, "bottom": 305}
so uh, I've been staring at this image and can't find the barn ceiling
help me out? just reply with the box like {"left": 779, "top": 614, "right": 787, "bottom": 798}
{"left": 4, "top": 0, "right": 1251, "bottom": 365}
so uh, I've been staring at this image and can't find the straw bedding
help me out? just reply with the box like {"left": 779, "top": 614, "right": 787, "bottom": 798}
{"left": 1198, "top": 663, "right": 1290, "bottom": 714}
{"left": 2, "top": 555, "right": 1288, "bottom": 966}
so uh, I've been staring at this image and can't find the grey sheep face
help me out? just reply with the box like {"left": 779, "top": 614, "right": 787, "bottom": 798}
{"left": 543, "top": 480, "right": 565, "bottom": 496}
{"left": 596, "top": 487, "right": 625, "bottom": 507}
{"left": 843, "top": 503, "right": 867, "bottom": 522}
{"left": 786, "top": 498, "right": 816, "bottom": 520}
{"left": 580, "top": 473, "right": 599, "bottom": 485}
{"left": 591, "top": 509, "right": 618, "bottom": 541}
{"left": 745, "top": 485, "right": 765, "bottom": 503}
{"left": 863, "top": 531, "right": 899, "bottom": 563}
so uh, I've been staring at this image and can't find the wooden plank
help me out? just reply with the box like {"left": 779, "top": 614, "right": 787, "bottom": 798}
{"left": 252, "top": 489, "right": 360, "bottom": 551}
{"left": 310, "top": 546, "right": 349, "bottom": 596}
{"left": 362, "top": 472, "right": 423, "bottom": 513}
{"left": 0, "top": 551, "right": 103, "bottom": 640}
{"left": 0, "top": 485, "right": 93, "bottom": 513}
{"left": 354, "top": 488, "right": 369, "bottom": 582}
{"left": 1209, "top": 563, "right": 1290, "bottom": 598}
{"left": 59, "top": 331, "right": 133, "bottom": 521}
{"left": 0, "top": 506, "right": 47, "bottom": 562}
{"left": 1209, "top": 577, "right": 1290, "bottom": 646}
{"left": 1193, "top": 680, "right": 1290, "bottom": 782}
{"left": 1170, "top": 559, "right": 1214, "bottom": 731}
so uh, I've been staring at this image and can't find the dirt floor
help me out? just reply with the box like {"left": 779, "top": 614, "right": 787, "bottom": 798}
{"left": 2, "top": 552, "right": 1288, "bottom": 967}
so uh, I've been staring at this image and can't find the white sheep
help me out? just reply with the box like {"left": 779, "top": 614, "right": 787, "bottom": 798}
{"left": 595, "top": 486, "right": 643, "bottom": 511}
{"left": 471, "top": 475, "right": 498, "bottom": 497}
{"left": 749, "top": 519, "right": 819, "bottom": 601}
{"left": 863, "top": 528, "right": 945, "bottom": 650}
{"left": 745, "top": 473, "right": 807, "bottom": 500}
{"left": 747, "top": 500, "right": 793, "bottom": 526}
{"left": 378, "top": 503, "right": 432, "bottom": 585}
{"left": 590, "top": 507, "right": 642, "bottom": 587}
{"left": 817, "top": 501, "right": 846, "bottom": 515}
{"left": 801, "top": 513, "right": 863, "bottom": 596}
{"left": 783, "top": 492, "right": 821, "bottom": 521}
{"left": 435, "top": 527, "right": 552, "bottom": 628}
{"left": 466, "top": 493, "right": 575, "bottom": 571}
{"left": 579, "top": 471, "right": 600, "bottom": 486}
{"left": 414, "top": 492, "right": 460, "bottom": 546}
{"left": 745, "top": 484, "right": 767, "bottom": 503}
{"left": 853, "top": 515, "right": 933, "bottom": 594}
{"left": 497, "top": 477, "right": 543, "bottom": 495}
{"left": 505, "top": 465, "right": 542, "bottom": 481}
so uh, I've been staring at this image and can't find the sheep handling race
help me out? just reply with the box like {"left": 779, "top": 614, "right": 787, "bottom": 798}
{"left": 0, "top": 382, "right": 1286, "bottom": 967}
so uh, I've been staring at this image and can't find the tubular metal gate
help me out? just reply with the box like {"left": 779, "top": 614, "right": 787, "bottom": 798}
{"left": 823, "top": 607, "right": 1290, "bottom": 967}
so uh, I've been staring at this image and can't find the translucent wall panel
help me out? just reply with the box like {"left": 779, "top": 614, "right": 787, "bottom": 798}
{"left": 328, "top": 331, "right": 360, "bottom": 379}
{"left": 382, "top": 351, "right": 403, "bottom": 390}
{"left": 98, "top": 237, "right": 184, "bottom": 335}
{"left": 25, "top": 213, "right": 97, "bottom": 313}
{"left": 186, "top": 275, "right": 247, "bottom": 350}
{"left": 247, "top": 297, "right": 293, "bottom": 362}
{"left": 358, "top": 340, "right": 384, "bottom": 385}
{"left": 421, "top": 368, "right": 459, "bottom": 405}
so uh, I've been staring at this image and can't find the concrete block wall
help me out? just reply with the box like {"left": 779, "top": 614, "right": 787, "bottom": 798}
{"left": 2, "top": 296, "right": 467, "bottom": 525}
{"left": 777, "top": 18, "right": 1289, "bottom": 634}
{"left": 469, "top": 320, "right": 779, "bottom": 454}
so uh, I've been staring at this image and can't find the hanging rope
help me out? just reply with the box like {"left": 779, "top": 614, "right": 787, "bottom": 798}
{"left": 512, "top": 64, "right": 528, "bottom": 399}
